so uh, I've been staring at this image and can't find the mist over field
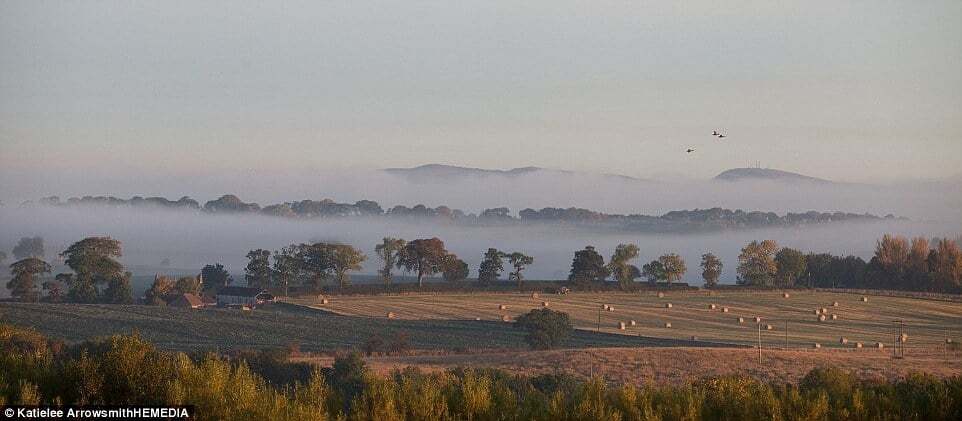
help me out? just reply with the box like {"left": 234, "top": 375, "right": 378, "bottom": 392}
{"left": 1, "top": 203, "right": 956, "bottom": 288}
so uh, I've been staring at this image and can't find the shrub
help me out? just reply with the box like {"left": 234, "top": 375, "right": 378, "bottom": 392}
{"left": 514, "top": 308, "right": 573, "bottom": 350}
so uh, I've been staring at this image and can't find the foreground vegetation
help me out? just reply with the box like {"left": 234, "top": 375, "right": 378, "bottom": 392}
{"left": 2, "top": 323, "right": 961, "bottom": 420}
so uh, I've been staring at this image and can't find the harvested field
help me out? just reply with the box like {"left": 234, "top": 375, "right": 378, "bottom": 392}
{"left": 289, "top": 290, "right": 962, "bottom": 351}
{"left": 297, "top": 346, "right": 962, "bottom": 385}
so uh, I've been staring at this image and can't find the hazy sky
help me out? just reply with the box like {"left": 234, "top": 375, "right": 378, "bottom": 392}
{"left": 1, "top": 1, "right": 961, "bottom": 200}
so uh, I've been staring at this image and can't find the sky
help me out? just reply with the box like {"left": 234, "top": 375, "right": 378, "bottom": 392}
{"left": 1, "top": 1, "right": 961, "bottom": 203}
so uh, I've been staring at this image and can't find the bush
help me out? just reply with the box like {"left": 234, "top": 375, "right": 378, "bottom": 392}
{"left": 514, "top": 308, "right": 573, "bottom": 350}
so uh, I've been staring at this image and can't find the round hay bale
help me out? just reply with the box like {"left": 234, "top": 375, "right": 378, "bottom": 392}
{"left": 876, "top": 342, "right": 884, "bottom": 349}
{"left": 709, "top": 304, "right": 717, "bottom": 310}
{"left": 386, "top": 312, "right": 396, "bottom": 319}
{"left": 831, "top": 314, "right": 838, "bottom": 320}
{"left": 832, "top": 301, "right": 839, "bottom": 307}
{"left": 947, "top": 339, "right": 954, "bottom": 344}
{"left": 320, "top": 298, "right": 329, "bottom": 305}
{"left": 754, "top": 316, "right": 762, "bottom": 323}
{"left": 475, "top": 317, "right": 481, "bottom": 321}
{"left": 855, "top": 342, "right": 863, "bottom": 349}
{"left": 665, "top": 303, "right": 673, "bottom": 309}
{"left": 602, "top": 304, "right": 610, "bottom": 310}
{"left": 737, "top": 317, "right": 745, "bottom": 323}
{"left": 818, "top": 314, "right": 827, "bottom": 322}
{"left": 501, "top": 315, "right": 511, "bottom": 322}
{"left": 629, "top": 320, "right": 637, "bottom": 326}
{"left": 722, "top": 307, "right": 730, "bottom": 313}
{"left": 541, "top": 301, "right": 550, "bottom": 307}
{"left": 607, "top": 306, "right": 615, "bottom": 312}
{"left": 814, "top": 309, "right": 821, "bottom": 315}
{"left": 531, "top": 292, "right": 540, "bottom": 299}
{"left": 820, "top": 307, "right": 828, "bottom": 314}
{"left": 861, "top": 296, "right": 869, "bottom": 302}
{"left": 690, "top": 335, "right": 698, "bottom": 341}
{"left": 657, "top": 292, "right": 665, "bottom": 298}
{"left": 783, "top": 292, "right": 790, "bottom": 298}
{"left": 899, "top": 333, "right": 908, "bottom": 343}
{"left": 664, "top": 322, "right": 672, "bottom": 328}
{"left": 839, "top": 337, "right": 848, "bottom": 345}
{"left": 499, "top": 304, "right": 508, "bottom": 310}
{"left": 618, "top": 322, "right": 626, "bottom": 330}
{"left": 766, "top": 324, "right": 774, "bottom": 331}
{"left": 813, "top": 343, "right": 821, "bottom": 349}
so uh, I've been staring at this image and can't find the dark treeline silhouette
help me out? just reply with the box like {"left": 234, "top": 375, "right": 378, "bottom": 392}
{"left": 733, "top": 235, "right": 962, "bottom": 293}
{"left": 2, "top": 323, "right": 960, "bottom": 420}
{"left": 23, "top": 194, "right": 898, "bottom": 233}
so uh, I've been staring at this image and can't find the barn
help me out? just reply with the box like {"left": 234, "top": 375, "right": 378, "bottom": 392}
{"left": 168, "top": 293, "right": 206, "bottom": 309}
{"left": 215, "top": 286, "right": 274, "bottom": 308}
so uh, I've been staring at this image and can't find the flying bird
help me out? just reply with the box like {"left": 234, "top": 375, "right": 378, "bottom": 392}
{"left": 687, "top": 148, "right": 696, "bottom": 153}
{"left": 712, "top": 130, "right": 719, "bottom": 136}
{"left": 717, "top": 134, "right": 726, "bottom": 139}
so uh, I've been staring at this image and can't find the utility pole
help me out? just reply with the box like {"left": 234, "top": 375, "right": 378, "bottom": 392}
{"left": 597, "top": 308, "right": 601, "bottom": 332}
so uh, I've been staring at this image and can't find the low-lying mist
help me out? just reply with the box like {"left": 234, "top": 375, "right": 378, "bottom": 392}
{"left": 1, "top": 205, "right": 956, "bottom": 287}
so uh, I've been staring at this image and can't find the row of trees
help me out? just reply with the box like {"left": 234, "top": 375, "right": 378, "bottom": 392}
{"left": 5, "top": 237, "right": 133, "bottom": 303}
{"left": 734, "top": 235, "right": 962, "bottom": 293}
{"left": 3, "top": 323, "right": 960, "bottom": 420}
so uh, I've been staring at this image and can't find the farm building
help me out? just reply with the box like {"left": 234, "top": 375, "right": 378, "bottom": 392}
{"left": 215, "top": 286, "right": 274, "bottom": 308}
{"left": 168, "top": 293, "right": 206, "bottom": 309}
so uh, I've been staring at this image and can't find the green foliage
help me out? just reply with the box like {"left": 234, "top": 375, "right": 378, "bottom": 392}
{"left": 737, "top": 240, "right": 779, "bottom": 286}
{"left": 775, "top": 248, "right": 807, "bottom": 287}
{"left": 60, "top": 237, "right": 127, "bottom": 303}
{"left": 200, "top": 263, "right": 233, "bottom": 289}
{"left": 568, "top": 246, "right": 609, "bottom": 287}
{"left": 642, "top": 260, "right": 666, "bottom": 286}
{"left": 658, "top": 253, "right": 687, "bottom": 288}
{"left": 608, "top": 244, "right": 641, "bottom": 290}
{"left": 245, "top": 249, "right": 272, "bottom": 290}
{"left": 514, "top": 308, "right": 573, "bottom": 350}
{"left": 2, "top": 323, "right": 962, "bottom": 420}
{"left": 375, "top": 238, "right": 406, "bottom": 284}
{"left": 397, "top": 238, "right": 449, "bottom": 288}
{"left": 701, "top": 252, "right": 723, "bottom": 288}
{"left": 478, "top": 248, "right": 505, "bottom": 285}
{"left": 442, "top": 254, "right": 469, "bottom": 282}
{"left": 7, "top": 257, "right": 51, "bottom": 302}
{"left": 506, "top": 251, "right": 534, "bottom": 288}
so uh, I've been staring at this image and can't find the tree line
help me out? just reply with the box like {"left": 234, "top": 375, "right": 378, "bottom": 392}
{"left": 27, "top": 193, "right": 894, "bottom": 233}
{"left": 2, "top": 323, "right": 960, "bottom": 420}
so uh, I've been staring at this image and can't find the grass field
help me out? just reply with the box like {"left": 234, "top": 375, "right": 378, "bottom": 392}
{"left": 288, "top": 290, "right": 962, "bottom": 351}
{"left": 0, "top": 302, "right": 710, "bottom": 352}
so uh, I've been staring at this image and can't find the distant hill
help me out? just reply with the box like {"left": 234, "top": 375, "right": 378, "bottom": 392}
{"left": 382, "top": 164, "right": 645, "bottom": 182}
{"left": 714, "top": 168, "right": 832, "bottom": 184}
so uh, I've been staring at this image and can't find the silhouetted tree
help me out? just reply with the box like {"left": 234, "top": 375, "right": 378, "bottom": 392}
{"left": 201, "top": 263, "right": 233, "bottom": 290}
{"left": 737, "top": 240, "right": 778, "bottom": 286}
{"left": 774, "top": 248, "right": 807, "bottom": 287}
{"left": 374, "top": 238, "right": 406, "bottom": 284}
{"left": 145, "top": 275, "right": 175, "bottom": 305}
{"left": 245, "top": 249, "right": 273, "bottom": 290}
{"left": 700, "top": 252, "right": 723, "bottom": 288}
{"left": 658, "top": 253, "right": 687, "bottom": 288}
{"left": 477, "top": 248, "right": 505, "bottom": 285}
{"left": 327, "top": 244, "right": 366, "bottom": 288}
{"left": 568, "top": 246, "right": 608, "bottom": 287}
{"left": 506, "top": 252, "right": 534, "bottom": 289}
{"left": 13, "top": 236, "right": 45, "bottom": 260}
{"left": 397, "top": 238, "right": 448, "bottom": 288}
{"left": 641, "top": 260, "right": 666, "bottom": 286}
{"left": 7, "top": 257, "right": 50, "bottom": 302}
{"left": 272, "top": 245, "right": 301, "bottom": 296}
{"left": 607, "top": 244, "right": 640, "bottom": 290}
{"left": 441, "top": 254, "right": 469, "bottom": 282}
{"left": 175, "top": 276, "right": 202, "bottom": 295}
{"left": 60, "top": 237, "right": 127, "bottom": 303}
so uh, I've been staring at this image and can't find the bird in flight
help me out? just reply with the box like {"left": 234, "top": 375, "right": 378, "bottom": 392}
{"left": 687, "top": 148, "right": 696, "bottom": 153}
{"left": 717, "top": 134, "right": 726, "bottom": 139}
{"left": 712, "top": 130, "right": 719, "bottom": 136}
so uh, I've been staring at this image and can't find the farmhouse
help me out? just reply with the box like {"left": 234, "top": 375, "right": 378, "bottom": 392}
{"left": 216, "top": 286, "right": 274, "bottom": 308}
{"left": 168, "top": 293, "right": 206, "bottom": 309}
